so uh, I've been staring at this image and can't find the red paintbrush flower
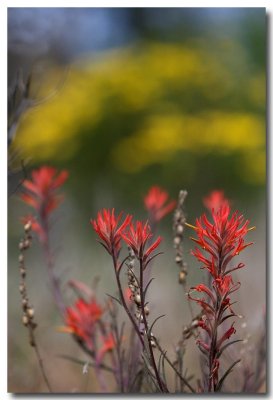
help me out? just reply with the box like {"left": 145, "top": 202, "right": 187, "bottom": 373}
{"left": 91, "top": 209, "right": 132, "bottom": 256}
{"left": 144, "top": 186, "right": 176, "bottom": 223}
{"left": 20, "top": 166, "right": 68, "bottom": 243}
{"left": 21, "top": 166, "right": 68, "bottom": 217}
{"left": 187, "top": 191, "right": 254, "bottom": 391}
{"left": 121, "top": 220, "right": 161, "bottom": 261}
{"left": 64, "top": 298, "right": 103, "bottom": 350}
{"left": 189, "top": 203, "right": 253, "bottom": 276}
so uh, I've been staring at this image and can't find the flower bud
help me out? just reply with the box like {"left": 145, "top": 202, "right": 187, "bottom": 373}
{"left": 22, "top": 315, "right": 29, "bottom": 326}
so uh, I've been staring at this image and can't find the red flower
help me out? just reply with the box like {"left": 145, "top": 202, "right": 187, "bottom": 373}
{"left": 203, "top": 190, "right": 228, "bottom": 212}
{"left": 21, "top": 166, "right": 68, "bottom": 217}
{"left": 65, "top": 298, "right": 103, "bottom": 350}
{"left": 216, "top": 323, "right": 236, "bottom": 350}
{"left": 213, "top": 275, "right": 234, "bottom": 296}
{"left": 91, "top": 209, "right": 132, "bottom": 256}
{"left": 144, "top": 186, "right": 176, "bottom": 222}
{"left": 121, "top": 220, "right": 161, "bottom": 261}
{"left": 191, "top": 203, "right": 253, "bottom": 275}
{"left": 20, "top": 166, "right": 68, "bottom": 243}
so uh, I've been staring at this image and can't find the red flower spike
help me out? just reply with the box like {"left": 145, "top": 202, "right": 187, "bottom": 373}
{"left": 144, "top": 186, "right": 176, "bottom": 222}
{"left": 65, "top": 298, "right": 103, "bottom": 350}
{"left": 91, "top": 209, "right": 132, "bottom": 256}
{"left": 188, "top": 191, "right": 254, "bottom": 391}
{"left": 21, "top": 166, "right": 68, "bottom": 215}
{"left": 190, "top": 204, "right": 253, "bottom": 276}
{"left": 121, "top": 220, "right": 161, "bottom": 261}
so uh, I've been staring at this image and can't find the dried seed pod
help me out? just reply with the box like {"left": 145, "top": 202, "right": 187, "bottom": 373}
{"left": 20, "top": 268, "right": 26, "bottom": 278}
{"left": 22, "top": 299, "right": 28, "bottom": 309}
{"left": 175, "top": 255, "right": 182, "bottom": 264}
{"left": 174, "top": 237, "right": 181, "bottom": 246}
{"left": 23, "top": 239, "right": 30, "bottom": 249}
{"left": 24, "top": 222, "right": 32, "bottom": 233}
{"left": 22, "top": 315, "right": 29, "bottom": 326}
{"left": 134, "top": 294, "right": 141, "bottom": 306}
{"left": 144, "top": 306, "right": 149, "bottom": 315}
{"left": 27, "top": 308, "right": 35, "bottom": 319}
{"left": 179, "top": 270, "right": 187, "bottom": 284}
{"left": 18, "top": 254, "right": 24, "bottom": 263}
{"left": 19, "top": 284, "right": 25, "bottom": 294}
{"left": 19, "top": 241, "right": 24, "bottom": 251}
{"left": 176, "top": 225, "right": 184, "bottom": 234}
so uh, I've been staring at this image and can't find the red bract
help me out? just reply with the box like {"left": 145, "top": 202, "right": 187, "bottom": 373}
{"left": 144, "top": 186, "right": 176, "bottom": 223}
{"left": 203, "top": 190, "right": 228, "bottom": 212}
{"left": 91, "top": 209, "right": 132, "bottom": 257}
{"left": 65, "top": 298, "right": 103, "bottom": 350}
{"left": 121, "top": 221, "right": 161, "bottom": 261}
{"left": 191, "top": 202, "right": 253, "bottom": 275}
{"left": 20, "top": 166, "right": 68, "bottom": 243}
{"left": 21, "top": 166, "right": 68, "bottom": 216}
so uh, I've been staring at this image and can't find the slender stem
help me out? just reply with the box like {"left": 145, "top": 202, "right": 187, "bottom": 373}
{"left": 139, "top": 258, "right": 168, "bottom": 393}
{"left": 33, "top": 343, "right": 53, "bottom": 392}
{"left": 112, "top": 255, "right": 144, "bottom": 347}
{"left": 155, "top": 338, "right": 196, "bottom": 393}
{"left": 42, "top": 222, "right": 66, "bottom": 316}
{"left": 108, "top": 305, "right": 124, "bottom": 392}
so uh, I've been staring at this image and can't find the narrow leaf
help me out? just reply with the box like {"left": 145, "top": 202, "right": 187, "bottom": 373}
{"left": 148, "top": 314, "right": 165, "bottom": 336}
{"left": 217, "top": 340, "right": 243, "bottom": 358}
{"left": 216, "top": 359, "right": 241, "bottom": 391}
{"left": 143, "top": 278, "right": 155, "bottom": 300}
{"left": 106, "top": 293, "right": 121, "bottom": 305}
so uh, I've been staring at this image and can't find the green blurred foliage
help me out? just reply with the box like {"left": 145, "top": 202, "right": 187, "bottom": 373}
{"left": 12, "top": 35, "right": 265, "bottom": 216}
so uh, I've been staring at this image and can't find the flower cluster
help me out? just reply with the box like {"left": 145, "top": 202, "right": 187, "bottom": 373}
{"left": 91, "top": 209, "right": 161, "bottom": 262}
{"left": 65, "top": 298, "right": 103, "bottom": 348}
{"left": 62, "top": 294, "right": 115, "bottom": 362}
{"left": 91, "top": 209, "right": 132, "bottom": 257}
{"left": 188, "top": 191, "right": 254, "bottom": 391}
{"left": 21, "top": 166, "right": 68, "bottom": 242}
